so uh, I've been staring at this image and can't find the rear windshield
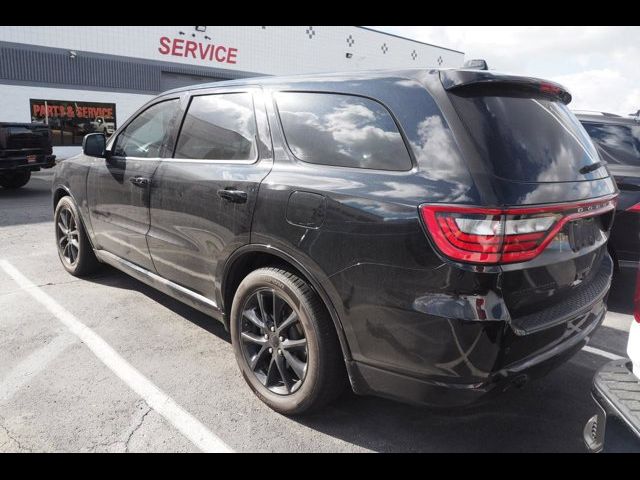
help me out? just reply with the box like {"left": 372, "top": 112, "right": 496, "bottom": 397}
{"left": 450, "top": 94, "right": 608, "bottom": 182}
{"left": 582, "top": 122, "right": 640, "bottom": 167}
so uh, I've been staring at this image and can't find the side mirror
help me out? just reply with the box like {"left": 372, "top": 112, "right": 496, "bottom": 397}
{"left": 83, "top": 133, "right": 106, "bottom": 158}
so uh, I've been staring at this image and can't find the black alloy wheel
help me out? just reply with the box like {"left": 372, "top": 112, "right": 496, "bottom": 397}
{"left": 239, "top": 288, "right": 308, "bottom": 395}
{"left": 56, "top": 204, "right": 80, "bottom": 267}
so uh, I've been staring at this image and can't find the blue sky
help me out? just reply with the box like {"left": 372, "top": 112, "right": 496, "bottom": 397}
{"left": 371, "top": 26, "right": 640, "bottom": 116}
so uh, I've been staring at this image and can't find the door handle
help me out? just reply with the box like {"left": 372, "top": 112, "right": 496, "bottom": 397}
{"left": 217, "top": 189, "right": 248, "bottom": 204}
{"left": 129, "top": 176, "right": 150, "bottom": 188}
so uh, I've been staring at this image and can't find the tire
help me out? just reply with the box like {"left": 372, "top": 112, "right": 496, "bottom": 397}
{"left": 54, "top": 196, "right": 101, "bottom": 276}
{"left": 230, "top": 267, "right": 346, "bottom": 415}
{"left": 0, "top": 170, "right": 31, "bottom": 189}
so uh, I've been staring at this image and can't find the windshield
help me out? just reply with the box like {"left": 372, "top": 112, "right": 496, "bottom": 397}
{"left": 450, "top": 94, "right": 608, "bottom": 183}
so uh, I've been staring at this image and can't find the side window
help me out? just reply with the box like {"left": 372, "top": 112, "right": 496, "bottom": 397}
{"left": 275, "top": 92, "right": 412, "bottom": 171}
{"left": 583, "top": 122, "right": 640, "bottom": 166}
{"left": 174, "top": 93, "right": 258, "bottom": 161}
{"left": 113, "top": 99, "right": 179, "bottom": 158}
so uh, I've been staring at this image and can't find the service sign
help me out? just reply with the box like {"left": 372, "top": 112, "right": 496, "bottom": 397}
{"left": 158, "top": 36, "right": 239, "bottom": 64}
{"left": 30, "top": 99, "right": 117, "bottom": 147}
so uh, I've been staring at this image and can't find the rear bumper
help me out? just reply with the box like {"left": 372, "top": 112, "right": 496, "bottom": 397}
{"left": 584, "top": 359, "right": 640, "bottom": 452}
{"left": 0, "top": 154, "right": 56, "bottom": 171}
{"left": 350, "top": 302, "right": 606, "bottom": 407}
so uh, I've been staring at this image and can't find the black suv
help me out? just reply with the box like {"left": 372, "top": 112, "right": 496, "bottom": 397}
{"left": 576, "top": 112, "right": 640, "bottom": 269}
{"left": 0, "top": 122, "right": 55, "bottom": 189}
{"left": 52, "top": 69, "right": 617, "bottom": 414}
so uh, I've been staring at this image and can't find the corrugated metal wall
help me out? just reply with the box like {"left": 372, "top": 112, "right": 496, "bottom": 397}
{"left": 0, "top": 42, "right": 259, "bottom": 94}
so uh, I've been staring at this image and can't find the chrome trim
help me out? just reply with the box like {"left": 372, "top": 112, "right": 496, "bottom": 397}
{"left": 619, "top": 260, "right": 639, "bottom": 269}
{"left": 94, "top": 249, "right": 222, "bottom": 320}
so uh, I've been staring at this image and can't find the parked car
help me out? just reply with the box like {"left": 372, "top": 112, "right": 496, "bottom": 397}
{"left": 90, "top": 116, "right": 116, "bottom": 137}
{"left": 0, "top": 122, "right": 55, "bottom": 189}
{"left": 52, "top": 69, "right": 618, "bottom": 415}
{"left": 576, "top": 112, "right": 640, "bottom": 269}
{"left": 584, "top": 267, "right": 640, "bottom": 452}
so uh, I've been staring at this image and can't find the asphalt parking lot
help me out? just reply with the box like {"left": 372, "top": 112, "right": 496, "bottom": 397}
{"left": 0, "top": 170, "right": 635, "bottom": 453}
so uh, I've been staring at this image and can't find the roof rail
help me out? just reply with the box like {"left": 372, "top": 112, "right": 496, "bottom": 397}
{"left": 573, "top": 110, "right": 622, "bottom": 117}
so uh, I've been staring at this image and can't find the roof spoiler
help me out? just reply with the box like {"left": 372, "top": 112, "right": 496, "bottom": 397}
{"left": 440, "top": 70, "right": 572, "bottom": 105}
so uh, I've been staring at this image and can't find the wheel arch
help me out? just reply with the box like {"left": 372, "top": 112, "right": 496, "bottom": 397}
{"left": 221, "top": 244, "right": 352, "bottom": 364}
{"left": 53, "top": 185, "right": 72, "bottom": 210}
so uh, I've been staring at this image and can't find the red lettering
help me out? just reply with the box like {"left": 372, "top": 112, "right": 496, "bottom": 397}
{"left": 171, "top": 39, "right": 184, "bottom": 56}
{"left": 214, "top": 46, "right": 227, "bottom": 63}
{"left": 227, "top": 48, "right": 238, "bottom": 64}
{"left": 185, "top": 41, "right": 198, "bottom": 58}
{"left": 198, "top": 43, "right": 212, "bottom": 60}
{"left": 157, "top": 36, "right": 239, "bottom": 65}
{"left": 158, "top": 36, "right": 171, "bottom": 55}
{"left": 32, "top": 104, "right": 41, "bottom": 116}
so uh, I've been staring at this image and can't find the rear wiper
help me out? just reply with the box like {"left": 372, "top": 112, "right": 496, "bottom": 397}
{"left": 579, "top": 162, "right": 604, "bottom": 174}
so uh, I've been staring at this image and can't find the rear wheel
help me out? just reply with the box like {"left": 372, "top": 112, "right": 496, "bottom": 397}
{"left": 54, "top": 196, "right": 100, "bottom": 276}
{"left": 0, "top": 170, "right": 31, "bottom": 189}
{"left": 230, "top": 267, "right": 345, "bottom": 415}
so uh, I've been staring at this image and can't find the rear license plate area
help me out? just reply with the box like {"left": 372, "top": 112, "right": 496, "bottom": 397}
{"left": 568, "top": 218, "right": 597, "bottom": 252}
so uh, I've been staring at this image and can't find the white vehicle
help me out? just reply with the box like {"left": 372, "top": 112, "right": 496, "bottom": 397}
{"left": 91, "top": 117, "right": 115, "bottom": 136}
{"left": 584, "top": 272, "right": 640, "bottom": 452}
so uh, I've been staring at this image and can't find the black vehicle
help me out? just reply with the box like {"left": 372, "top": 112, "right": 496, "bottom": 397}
{"left": 577, "top": 112, "right": 640, "bottom": 269}
{"left": 584, "top": 268, "right": 640, "bottom": 453}
{"left": 0, "top": 122, "right": 56, "bottom": 189}
{"left": 52, "top": 69, "right": 617, "bottom": 415}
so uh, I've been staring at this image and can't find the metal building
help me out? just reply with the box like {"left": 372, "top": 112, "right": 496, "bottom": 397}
{"left": 0, "top": 26, "right": 464, "bottom": 158}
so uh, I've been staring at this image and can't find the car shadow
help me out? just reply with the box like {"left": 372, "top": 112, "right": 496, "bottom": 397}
{"left": 82, "top": 265, "right": 231, "bottom": 343}
{"left": 296, "top": 355, "right": 603, "bottom": 452}
{"left": 0, "top": 174, "right": 55, "bottom": 228}
{"left": 81, "top": 264, "right": 606, "bottom": 452}
{"left": 608, "top": 267, "right": 636, "bottom": 315}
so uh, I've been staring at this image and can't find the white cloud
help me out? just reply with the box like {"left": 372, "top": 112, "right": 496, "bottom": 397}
{"left": 370, "top": 26, "right": 640, "bottom": 115}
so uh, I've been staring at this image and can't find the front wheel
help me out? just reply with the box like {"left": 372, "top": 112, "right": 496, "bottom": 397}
{"left": 0, "top": 170, "right": 31, "bottom": 189}
{"left": 54, "top": 196, "right": 100, "bottom": 276}
{"left": 230, "top": 267, "right": 345, "bottom": 415}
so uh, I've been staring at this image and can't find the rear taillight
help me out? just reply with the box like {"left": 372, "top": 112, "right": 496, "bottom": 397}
{"left": 419, "top": 196, "right": 617, "bottom": 265}
{"left": 627, "top": 202, "right": 640, "bottom": 213}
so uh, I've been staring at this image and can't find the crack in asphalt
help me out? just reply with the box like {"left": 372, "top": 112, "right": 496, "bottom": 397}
{"left": 0, "top": 418, "right": 32, "bottom": 453}
{"left": 83, "top": 403, "right": 153, "bottom": 453}
{"left": 125, "top": 404, "right": 153, "bottom": 453}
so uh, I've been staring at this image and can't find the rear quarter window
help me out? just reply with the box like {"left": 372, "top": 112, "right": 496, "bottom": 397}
{"left": 275, "top": 92, "right": 412, "bottom": 171}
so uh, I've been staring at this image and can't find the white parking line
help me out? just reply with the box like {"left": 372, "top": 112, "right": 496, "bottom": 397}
{"left": 0, "top": 333, "right": 76, "bottom": 405}
{"left": 0, "top": 259, "right": 233, "bottom": 453}
{"left": 582, "top": 345, "right": 625, "bottom": 361}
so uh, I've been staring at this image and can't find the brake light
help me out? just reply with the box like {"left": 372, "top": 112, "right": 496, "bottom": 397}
{"left": 539, "top": 82, "right": 562, "bottom": 95}
{"left": 419, "top": 196, "right": 617, "bottom": 265}
{"left": 628, "top": 202, "right": 640, "bottom": 213}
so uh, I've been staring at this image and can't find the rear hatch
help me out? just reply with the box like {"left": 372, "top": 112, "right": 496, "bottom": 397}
{"left": 0, "top": 122, "right": 53, "bottom": 158}
{"left": 432, "top": 71, "right": 617, "bottom": 335}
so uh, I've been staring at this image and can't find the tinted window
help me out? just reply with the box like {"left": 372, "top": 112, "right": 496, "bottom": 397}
{"left": 450, "top": 95, "right": 608, "bottom": 182}
{"left": 582, "top": 122, "right": 640, "bottom": 166}
{"left": 276, "top": 92, "right": 412, "bottom": 171}
{"left": 113, "top": 99, "right": 178, "bottom": 158}
{"left": 175, "top": 93, "right": 257, "bottom": 161}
